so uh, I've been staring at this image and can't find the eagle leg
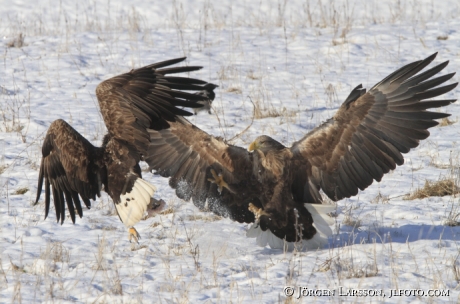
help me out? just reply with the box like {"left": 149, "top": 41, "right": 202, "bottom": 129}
{"left": 248, "top": 203, "right": 269, "bottom": 228}
{"left": 208, "top": 169, "right": 231, "bottom": 194}
{"left": 128, "top": 227, "right": 141, "bottom": 243}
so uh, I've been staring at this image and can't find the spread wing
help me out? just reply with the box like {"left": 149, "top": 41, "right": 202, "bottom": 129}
{"left": 96, "top": 57, "right": 209, "bottom": 156}
{"left": 291, "top": 53, "right": 457, "bottom": 202}
{"left": 146, "top": 117, "right": 256, "bottom": 221}
{"left": 35, "top": 119, "right": 105, "bottom": 224}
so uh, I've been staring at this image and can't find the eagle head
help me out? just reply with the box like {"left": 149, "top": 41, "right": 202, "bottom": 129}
{"left": 248, "top": 135, "right": 285, "bottom": 153}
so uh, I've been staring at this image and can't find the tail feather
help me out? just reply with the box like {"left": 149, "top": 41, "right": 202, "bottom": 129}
{"left": 117, "top": 179, "right": 157, "bottom": 227}
{"left": 137, "top": 178, "right": 157, "bottom": 195}
{"left": 135, "top": 179, "right": 155, "bottom": 202}
{"left": 246, "top": 203, "right": 335, "bottom": 250}
{"left": 304, "top": 203, "right": 335, "bottom": 238}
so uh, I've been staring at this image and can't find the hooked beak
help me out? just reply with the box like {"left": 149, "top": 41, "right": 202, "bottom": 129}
{"left": 248, "top": 141, "right": 258, "bottom": 152}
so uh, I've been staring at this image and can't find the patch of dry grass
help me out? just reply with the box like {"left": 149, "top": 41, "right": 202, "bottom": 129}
{"left": 452, "top": 253, "right": 460, "bottom": 282}
{"left": 13, "top": 187, "right": 29, "bottom": 195}
{"left": 444, "top": 203, "right": 460, "bottom": 227}
{"left": 342, "top": 215, "right": 362, "bottom": 229}
{"left": 342, "top": 205, "right": 362, "bottom": 229}
{"left": 39, "top": 242, "right": 71, "bottom": 264}
{"left": 405, "top": 178, "right": 459, "bottom": 200}
{"left": 226, "top": 86, "right": 242, "bottom": 94}
{"left": 6, "top": 33, "right": 25, "bottom": 48}
{"left": 438, "top": 117, "right": 456, "bottom": 126}
{"left": 444, "top": 216, "right": 460, "bottom": 227}
{"left": 370, "top": 192, "right": 389, "bottom": 204}
{"left": 186, "top": 214, "right": 222, "bottom": 222}
{"left": 318, "top": 243, "right": 379, "bottom": 279}
{"left": 253, "top": 106, "right": 281, "bottom": 119}
{"left": 150, "top": 222, "right": 161, "bottom": 228}
{"left": 160, "top": 208, "right": 175, "bottom": 215}
{"left": 0, "top": 78, "right": 31, "bottom": 143}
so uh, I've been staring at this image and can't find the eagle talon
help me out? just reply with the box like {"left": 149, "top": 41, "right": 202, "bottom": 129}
{"left": 248, "top": 203, "right": 268, "bottom": 226}
{"left": 208, "top": 169, "right": 230, "bottom": 194}
{"left": 128, "top": 227, "right": 140, "bottom": 244}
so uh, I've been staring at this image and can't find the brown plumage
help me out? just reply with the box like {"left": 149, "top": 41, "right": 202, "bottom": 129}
{"left": 35, "top": 57, "right": 213, "bottom": 241}
{"left": 146, "top": 53, "right": 457, "bottom": 249}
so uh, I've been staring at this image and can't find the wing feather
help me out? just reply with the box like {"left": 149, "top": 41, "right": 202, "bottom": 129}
{"left": 34, "top": 119, "right": 105, "bottom": 224}
{"left": 97, "top": 57, "right": 214, "bottom": 156}
{"left": 349, "top": 140, "right": 382, "bottom": 181}
{"left": 44, "top": 178, "right": 51, "bottom": 218}
{"left": 63, "top": 189, "right": 76, "bottom": 224}
{"left": 146, "top": 117, "right": 255, "bottom": 215}
{"left": 292, "top": 53, "right": 457, "bottom": 202}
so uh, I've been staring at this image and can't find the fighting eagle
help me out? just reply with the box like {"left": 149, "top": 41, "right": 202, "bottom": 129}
{"left": 35, "top": 57, "right": 213, "bottom": 242}
{"left": 145, "top": 53, "right": 457, "bottom": 249}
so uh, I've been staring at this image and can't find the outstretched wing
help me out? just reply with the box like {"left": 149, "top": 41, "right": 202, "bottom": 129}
{"left": 97, "top": 57, "right": 210, "bottom": 157}
{"left": 146, "top": 117, "right": 256, "bottom": 222}
{"left": 35, "top": 119, "right": 105, "bottom": 224}
{"left": 291, "top": 53, "right": 457, "bottom": 202}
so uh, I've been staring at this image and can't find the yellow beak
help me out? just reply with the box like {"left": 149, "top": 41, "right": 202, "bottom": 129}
{"left": 248, "top": 141, "right": 258, "bottom": 151}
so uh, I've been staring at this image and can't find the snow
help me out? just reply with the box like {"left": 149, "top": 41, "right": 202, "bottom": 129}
{"left": 1, "top": 0, "right": 460, "bottom": 303}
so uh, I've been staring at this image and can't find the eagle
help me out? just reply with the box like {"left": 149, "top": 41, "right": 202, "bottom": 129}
{"left": 145, "top": 53, "right": 457, "bottom": 249}
{"left": 35, "top": 57, "right": 214, "bottom": 242}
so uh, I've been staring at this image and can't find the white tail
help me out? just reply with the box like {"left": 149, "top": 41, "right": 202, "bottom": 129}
{"left": 246, "top": 203, "right": 335, "bottom": 250}
{"left": 117, "top": 179, "right": 156, "bottom": 227}
{"left": 304, "top": 203, "right": 335, "bottom": 238}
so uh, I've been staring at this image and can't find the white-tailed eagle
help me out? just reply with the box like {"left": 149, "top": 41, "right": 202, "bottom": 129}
{"left": 145, "top": 53, "right": 457, "bottom": 249}
{"left": 35, "top": 57, "right": 213, "bottom": 242}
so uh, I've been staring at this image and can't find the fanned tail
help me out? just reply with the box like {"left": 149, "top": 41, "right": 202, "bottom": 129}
{"left": 247, "top": 203, "right": 335, "bottom": 250}
{"left": 116, "top": 179, "right": 156, "bottom": 227}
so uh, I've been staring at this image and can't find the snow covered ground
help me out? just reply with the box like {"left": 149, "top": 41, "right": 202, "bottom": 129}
{"left": 1, "top": 0, "right": 460, "bottom": 303}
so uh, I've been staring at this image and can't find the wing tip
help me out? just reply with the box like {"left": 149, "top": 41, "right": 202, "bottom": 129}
{"left": 426, "top": 52, "right": 438, "bottom": 62}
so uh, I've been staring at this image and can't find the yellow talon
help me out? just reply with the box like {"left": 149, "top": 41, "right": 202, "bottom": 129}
{"left": 128, "top": 227, "right": 140, "bottom": 243}
{"left": 208, "top": 169, "right": 230, "bottom": 194}
{"left": 248, "top": 203, "right": 268, "bottom": 225}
